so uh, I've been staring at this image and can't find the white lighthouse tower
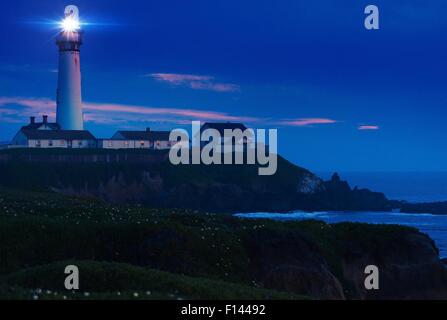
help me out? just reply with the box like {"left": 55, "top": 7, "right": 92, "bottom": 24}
{"left": 56, "top": 5, "right": 84, "bottom": 130}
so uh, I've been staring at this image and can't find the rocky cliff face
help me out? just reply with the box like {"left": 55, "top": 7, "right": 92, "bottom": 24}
{"left": 307, "top": 173, "right": 392, "bottom": 212}
{"left": 243, "top": 227, "right": 345, "bottom": 299}
{"left": 340, "top": 231, "right": 447, "bottom": 299}
{"left": 296, "top": 172, "right": 325, "bottom": 194}
{"left": 0, "top": 159, "right": 393, "bottom": 212}
{"left": 242, "top": 222, "right": 447, "bottom": 299}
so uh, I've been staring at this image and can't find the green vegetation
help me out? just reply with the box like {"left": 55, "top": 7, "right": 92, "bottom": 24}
{"left": 0, "top": 154, "right": 315, "bottom": 216}
{"left": 4, "top": 261, "right": 301, "bottom": 300}
{"left": 0, "top": 187, "right": 420, "bottom": 300}
{"left": 0, "top": 152, "right": 309, "bottom": 191}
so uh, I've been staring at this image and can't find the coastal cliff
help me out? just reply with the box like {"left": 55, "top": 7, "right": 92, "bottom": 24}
{"left": 0, "top": 149, "right": 393, "bottom": 212}
{"left": 1, "top": 149, "right": 445, "bottom": 299}
{"left": 0, "top": 188, "right": 446, "bottom": 299}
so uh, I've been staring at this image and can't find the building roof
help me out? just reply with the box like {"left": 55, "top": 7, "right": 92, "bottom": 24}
{"left": 115, "top": 131, "right": 151, "bottom": 140}
{"left": 201, "top": 122, "right": 248, "bottom": 135}
{"left": 21, "top": 122, "right": 61, "bottom": 130}
{"left": 148, "top": 131, "right": 171, "bottom": 141}
{"left": 114, "top": 130, "right": 173, "bottom": 141}
{"left": 21, "top": 129, "right": 96, "bottom": 140}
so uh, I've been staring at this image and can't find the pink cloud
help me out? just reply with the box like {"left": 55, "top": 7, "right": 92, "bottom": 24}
{"left": 0, "top": 108, "right": 20, "bottom": 116}
{"left": 149, "top": 73, "right": 212, "bottom": 84}
{"left": 148, "top": 73, "right": 240, "bottom": 93}
{"left": 0, "top": 97, "right": 56, "bottom": 122}
{"left": 0, "top": 97, "right": 56, "bottom": 112}
{"left": 189, "top": 81, "right": 240, "bottom": 93}
{"left": 0, "top": 96, "right": 258, "bottom": 125}
{"left": 84, "top": 102, "right": 256, "bottom": 122}
{"left": 280, "top": 118, "right": 338, "bottom": 127}
{"left": 0, "top": 96, "right": 343, "bottom": 131}
{"left": 358, "top": 125, "right": 379, "bottom": 130}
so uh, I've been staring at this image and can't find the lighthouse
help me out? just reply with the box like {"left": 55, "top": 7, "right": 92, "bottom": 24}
{"left": 56, "top": 5, "right": 84, "bottom": 130}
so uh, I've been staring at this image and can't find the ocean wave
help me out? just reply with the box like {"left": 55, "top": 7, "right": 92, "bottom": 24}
{"left": 236, "top": 211, "right": 441, "bottom": 219}
{"left": 234, "top": 212, "right": 329, "bottom": 220}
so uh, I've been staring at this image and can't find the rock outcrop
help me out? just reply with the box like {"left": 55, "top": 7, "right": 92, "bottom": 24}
{"left": 340, "top": 231, "right": 447, "bottom": 299}
{"left": 242, "top": 223, "right": 447, "bottom": 299}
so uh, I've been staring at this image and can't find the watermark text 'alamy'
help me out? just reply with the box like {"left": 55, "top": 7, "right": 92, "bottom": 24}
{"left": 169, "top": 121, "right": 278, "bottom": 176}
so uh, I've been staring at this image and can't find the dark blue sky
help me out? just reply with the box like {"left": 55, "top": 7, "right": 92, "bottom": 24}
{"left": 1, "top": 0, "right": 447, "bottom": 172}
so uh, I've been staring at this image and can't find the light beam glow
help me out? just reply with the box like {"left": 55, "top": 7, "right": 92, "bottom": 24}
{"left": 60, "top": 16, "right": 80, "bottom": 32}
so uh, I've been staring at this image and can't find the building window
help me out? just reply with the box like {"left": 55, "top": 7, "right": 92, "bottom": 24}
{"left": 48, "top": 140, "right": 53, "bottom": 147}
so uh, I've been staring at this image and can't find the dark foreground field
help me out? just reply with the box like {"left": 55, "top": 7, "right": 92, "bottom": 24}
{"left": 1, "top": 187, "right": 447, "bottom": 300}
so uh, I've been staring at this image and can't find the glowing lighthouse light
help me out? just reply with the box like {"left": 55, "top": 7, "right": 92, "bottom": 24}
{"left": 61, "top": 16, "right": 80, "bottom": 32}
{"left": 60, "top": 5, "right": 81, "bottom": 32}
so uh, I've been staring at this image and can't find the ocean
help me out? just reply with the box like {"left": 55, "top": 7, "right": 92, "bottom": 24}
{"left": 236, "top": 211, "right": 447, "bottom": 258}
{"left": 236, "top": 172, "right": 447, "bottom": 257}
